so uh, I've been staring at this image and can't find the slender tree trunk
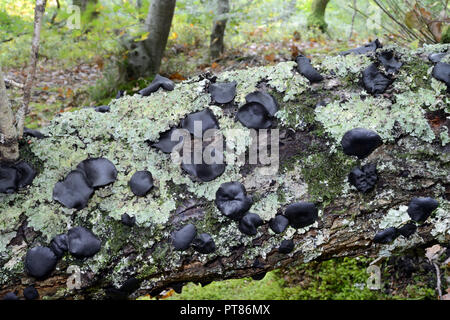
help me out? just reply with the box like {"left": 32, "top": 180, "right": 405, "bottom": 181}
{"left": 307, "top": 0, "right": 330, "bottom": 32}
{"left": 16, "top": 0, "right": 47, "bottom": 139}
{"left": 0, "top": 66, "right": 19, "bottom": 162}
{"left": 126, "top": 0, "right": 177, "bottom": 79}
{"left": 72, "top": 0, "right": 98, "bottom": 12}
{"left": 210, "top": 0, "right": 230, "bottom": 60}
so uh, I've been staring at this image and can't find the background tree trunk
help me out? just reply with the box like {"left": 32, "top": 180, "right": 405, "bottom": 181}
{"left": 210, "top": 0, "right": 230, "bottom": 60}
{"left": 307, "top": 0, "right": 330, "bottom": 32}
{"left": 72, "top": 0, "right": 98, "bottom": 12}
{"left": 125, "top": 0, "right": 177, "bottom": 79}
{"left": 0, "top": 46, "right": 448, "bottom": 300}
{"left": 0, "top": 66, "right": 19, "bottom": 162}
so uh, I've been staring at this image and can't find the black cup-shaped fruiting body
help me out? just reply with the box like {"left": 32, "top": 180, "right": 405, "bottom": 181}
{"left": 341, "top": 128, "right": 383, "bottom": 159}
{"left": 215, "top": 182, "right": 253, "bottom": 221}
{"left": 121, "top": 213, "right": 136, "bottom": 227}
{"left": 208, "top": 81, "right": 237, "bottom": 104}
{"left": 151, "top": 127, "right": 185, "bottom": 153}
{"left": 25, "top": 246, "right": 58, "bottom": 279}
{"left": 192, "top": 233, "right": 216, "bottom": 254}
{"left": 251, "top": 272, "right": 266, "bottom": 281}
{"left": 15, "top": 161, "right": 37, "bottom": 189}
{"left": 139, "top": 74, "right": 175, "bottom": 96}
{"left": 340, "top": 39, "right": 382, "bottom": 56}
{"left": 245, "top": 91, "right": 278, "bottom": 117}
{"left": 116, "top": 90, "right": 125, "bottom": 99}
{"left": 348, "top": 163, "right": 378, "bottom": 193}
{"left": 49, "top": 234, "right": 69, "bottom": 258}
{"left": 24, "top": 127, "right": 47, "bottom": 139}
{"left": 239, "top": 213, "right": 263, "bottom": 236}
{"left": 428, "top": 52, "right": 448, "bottom": 63}
{"left": 295, "top": 54, "right": 324, "bottom": 83}
{"left": 398, "top": 222, "right": 417, "bottom": 238}
{"left": 119, "top": 277, "right": 141, "bottom": 294}
{"left": 172, "top": 224, "right": 197, "bottom": 251}
{"left": 23, "top": 286, "right": 39, "bottom": 300}
{"left": 432, "top": 62, "right": 450, "bottom": 91}
{"left": 407, "top": 197, "right": 439, "bottom": 223}
{"left": 129, "top": 171, "right": 154, "bottom": 197}
{"left": 181, "top": 146, "right": 226, "bottom": 182}
{"left": 53, "top": 170, "right": 94, "bottom": 210}
{"left": 76, "top": 158, "right": 117, "bottom": 188}
{"left": 373, "top": 227, "right": 399, "bottom": 244}
{"left": 284, "top": 202, "right": 318, "bottom": 229}
{"left": 181, "top": 109, "right": 220, "bottom": 138}
{"left": 278, "top": 239, "right": 294, "bottom": 254}
{"left": 269, "top": 215, "right": 289, "bottom": 234}
{"left": 2, "top": 292, "right": 18, "bottom": 300}
{"left": 362, "top": 63, "right": 392, "bottom": 94}
{"left": 378, "top": 51, "right": 402, "bottom": 74}
{"left": 67, "top": 226, "right": 101, "bottom": 258}
{"left": 94, "top": 105, "right": 110, "bottom": 113}
{"left": 0, "top": 163, "right": 19, "bottom": 194}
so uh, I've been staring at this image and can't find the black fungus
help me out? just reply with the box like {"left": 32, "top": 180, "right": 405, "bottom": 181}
{"left": 251, "top": 272, "right": 266, "bottom": 281}
{"left": 181, "top": 108, "right": 220, "bottom": 138}
{"left": 67, "top": 226, "right": 101, "bottom": 258}
{"left": 105, "top": 287, "right": 129, "bottom": 300}
{"left": 407, "top": 197, "right": 439, "bottom": 223}
{"left": 24, "top": 127, "right": 46, "bottom": 139}
{"left": 378, "top": 51, "right": 402, "bottom": 74}
{"left": 139, "top": 74, "right": 175, "bottom": 96}
{"left": 236, "top": 102, "right": 273, "bottom": 129}
{"left": 192, "top": 233, "right": 216, "bottom": 254}
{"left": 25, "top": 246, "right": 58, "bottom": 279}
{"left": 348, "top": 163, "right": 378, "bottom": 193}
{"left": 49, "top": 234, "right": 69, "bottom": 258}
{"left": 432, "top": 62, "right": 450, "bottom": 90}
{"left": 278, "top": 239, "right": 294, "bottom": 254}
{"left": 340, "top": 39, "right": 382, "bottom": 56}
{"left": 53, "top": 170, "right": 94, "bottom": 210}
{"left": 76, "top": 158, "right": 117, "bottom": 188}
{"left": 181, "top": 147, "right": 226, "bottom": 182}
{"left": 2, "top": 292, "right": 18, "bottom": 300}
{"left": 245, "top": 91, "right": 278, "bottom": 117}
{"left": 362, "top": 63, "right": 392, "bottom": 94}
{"left": 116, "top": 90, "right": 125, "bottom": 99}
{"left": 121, "top": 213, "right": 136, "bottom": 227}
{"left": 208, "top": 81, "right": 237, "bottom": 104}
{"left": 295, "top": 54, "right": 324, "bottom": 83}
{"left": 215, "top": 182, "right": 253, "bottom": 220}
{"left": 151, "top": 127, "right": 185, "bottom": 153}
{"left": 428, "top": 52, "right": 448, "bottom": 63}
{"left": 120, "top": 277, "right": 141, "bottom": 294}
{"left": 398, "top": 222, "right": 417, "bottom": 238}
{"left": 170, "top": 282, "right": 185, "bottom": 294}
{"left": 269, "top": 215, "right": 289, "bottom": 234}
{"left": 284, "top": 202, "right": 318, "bottom": 229}
{"left": 373, "top": 227, "right": 399, "bottom": 244}
{"left": 94, "top": 105, "right": 110, "bottom": 113}
{"left": 172, "top": 224, "right": 197, "bottom": 251}
{"left": 238, "top": 213, "right": 263, "bottom": 236}
{"left": 129, "top": 170, "right": 154, "bottom": 196}
{"left": 23, "top": 286, "right": 39, "bottom": 300}
{"left": 15, "top": 161, "right": 37, "bottom": 189}
{"left": 0, "top": 163, "right": 19, "bottom": 194}
{"left": 341, "top": 128, "right": 383, "bottom": 159}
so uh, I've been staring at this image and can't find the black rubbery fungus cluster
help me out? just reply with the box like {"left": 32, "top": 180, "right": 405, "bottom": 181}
{"left": 0, "top": 160, "right": 36, "bottom": 194}
{"left": 181, "top": 108, "right": 220, "bottom": 138}
{"left": 215, "top": 182, "right": 253, "bottom": 220}
{"left": 172, "top": 224, "right": 197, "bottom": 251}
{"left": 151, "top": 127, "right": 184, "bottom": 154}
{"left": 269, "top": 215, "right": 289, "bottom": 234}
{"left": 362, "top": 63, "right": 392, "bottom": 94}
{"left": 239, "top": 213, "right": 263, "bottom": 236}
{"left": 284, "top": 202, "right": 318, "bottom": 228}
{"left": 432, "top": 62, "right": 450, "bottom": 92}
{"left": 53, "top": 157, "right": 117, "bottom": 210}
{"left": 192, "top": 233, "right": 216, "bottom": 254}
{"left": 129, "top": 170, "right": 154, "bottom": 196}
{"left": 237, "top": 91, "right": 278, "bottom": 129}
{"left": 139, "top": 74, "right": 175, "bottom": 96}
{"left": 341, "top": 128, "right": 383, "bottom": 159}
{"left": 378, "top": 51, "right": 403, "bottom": 74}
{"left": 340, "top": 39, "right": 382, "bottom": 56}
{"left": 208, "top": 81, "right": 237, "bottom": 104}
{"left": 348, "top": 163, "right": 378, "bottom": 193}
{"left": 25, "top": 226, "right": 101, "bottom": 280}
{"left": 373, "top": 227, "right": 399, "bottom": 244}
{"left": 295, "top": 54, "right": 324, "bottom": 83}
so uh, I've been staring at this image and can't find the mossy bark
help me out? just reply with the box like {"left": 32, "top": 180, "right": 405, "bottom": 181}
{"left": 0, "top": 45, "right": 449, "bottom": 300}
{"left": 307, "top": 0, "right": 330, "bottom": 32}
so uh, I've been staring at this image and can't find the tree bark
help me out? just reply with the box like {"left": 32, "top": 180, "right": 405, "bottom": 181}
{"left": 72, "top": 0, "right": 98, "bottom": 12}
{"left": 15, "top": 0, "right": 47, "bottom": 139}
{"left": 125, "top": 0, "right": 177, "bottom": 79}
{"left": 0, "top": 66, "right": 19, "bottom": 162}
{"left": 307, "top": 0, "right": 330, "bottom": 32}
{"left": 210, "top": 0, "right": 230, "bottom": 61}
{"left": 0, "top": 46, "right": 448, "bottom": 300}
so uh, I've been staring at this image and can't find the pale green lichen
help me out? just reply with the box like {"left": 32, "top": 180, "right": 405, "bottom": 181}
{"left": 440, "top": 126, "right": 450, "bottom": 146}
{"left": 379, "top": 206, "right": 410, "bottom": 229}
{"left": 319, "top": 53, "right": 372, "bottom": 79}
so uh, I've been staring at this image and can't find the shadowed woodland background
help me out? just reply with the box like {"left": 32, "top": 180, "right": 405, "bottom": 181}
{"left": 0, "top": 0, "right": 449, "bottom": 300}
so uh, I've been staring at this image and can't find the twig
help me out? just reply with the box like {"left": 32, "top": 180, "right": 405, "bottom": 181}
{"left": 348, "top": 0, "right": 357, "bottom": 41}
{"left": 50, "top": 0, "right": 61, "bottom": 25}
{"left": 433, "top": 262, "right": 443, "bottom": 299}
{"left": 4, "top": 78, "right": 24, "bottom": 89}
{"left": 15, "top": 0, "right": 47, "bottom": 139}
